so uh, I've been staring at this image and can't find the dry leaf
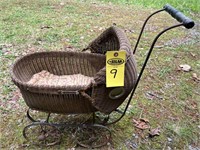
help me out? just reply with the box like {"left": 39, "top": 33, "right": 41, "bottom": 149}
{"left": 149, "top": 127, "right": 161, "bottom": 138}
{"left": 192, "top": 73, "right": 200, "bottom": 82}
{"left": 41, "top": 25, "right": 52, "bottom": 29}
{"left": 190, "top": 52, "right": 196, "bottom": 57}
{"left": 179, "top": 64, "right": 191, "bottom": 72}
{"left": 133, "top": 119, "right": 139, "bottom": 125}
{"left": 137, "top": 122, "right": 149, "bottom": 130}
{"left": 190, "top": 101, "right": 198, "bottom": 109}
{"left": 133, "top": 118, "right": 150, "bottom": 130}
{"left": 140, "top": 118, "right": 149, "bottom": 123}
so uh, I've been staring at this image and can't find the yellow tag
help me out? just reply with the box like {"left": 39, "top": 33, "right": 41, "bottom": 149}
{"left": 106, "top": 50, "right": 126, "bottom": 87}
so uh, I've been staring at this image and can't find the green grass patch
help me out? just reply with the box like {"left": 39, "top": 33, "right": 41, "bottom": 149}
{"left": 98, "top": 0, "right": 199, "bottom": 13}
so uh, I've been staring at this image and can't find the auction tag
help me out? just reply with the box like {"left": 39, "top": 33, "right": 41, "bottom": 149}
{"left": 106, "top": 50, "right": 126, "bottom": 87}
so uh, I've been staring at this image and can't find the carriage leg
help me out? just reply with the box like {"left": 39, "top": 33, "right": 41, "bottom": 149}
{"left": 26, "top": 108, "right": 51, "bottom": 123}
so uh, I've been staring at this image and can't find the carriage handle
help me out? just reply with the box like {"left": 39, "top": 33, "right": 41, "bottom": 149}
{"left": 133, "top": 4, "right": 195, "bottom": 54}
{"left": 106, "top": 4, "right": 195, "bottom": 125}
{"left": 131, "top": 4, "right": 195, "bottom": 97}
{"left": 164, "top": 4, "right": 194, "bottom": 29}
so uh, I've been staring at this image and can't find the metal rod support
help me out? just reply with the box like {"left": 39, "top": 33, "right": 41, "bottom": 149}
{"left": 133, "top": 9, "right": 165, "bottom": 54}
{"left": 105, "top": 23, "right": 184, "bottom": 125}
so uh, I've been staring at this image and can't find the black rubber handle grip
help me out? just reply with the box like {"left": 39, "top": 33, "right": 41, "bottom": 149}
{"left": 163, "top": 4, "right": 195, "bottom": 29}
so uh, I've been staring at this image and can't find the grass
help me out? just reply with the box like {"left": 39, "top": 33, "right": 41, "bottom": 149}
{"left": 99, "top": 0, "right": 200, "bottom": 13}
{"left": 0, "top": 0, "right": 199, "bottom": 149}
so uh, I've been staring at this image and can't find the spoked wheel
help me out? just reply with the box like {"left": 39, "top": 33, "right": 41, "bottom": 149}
{"left": 23, "top": 122, "right": 62, "bottom": 146}
{"left": 75, "top": 124, "right": 111, "bottom": 148}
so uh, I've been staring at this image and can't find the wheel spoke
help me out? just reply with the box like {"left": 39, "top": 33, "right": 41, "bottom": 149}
{"left": 23, "top": 122, "right": 61, "bottom": 146}
{"left": 75, "top": 124, "right": 111, "bottom": 148}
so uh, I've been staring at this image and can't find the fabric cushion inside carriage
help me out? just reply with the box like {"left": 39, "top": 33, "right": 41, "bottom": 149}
{"left": 11, "top": 26, "right": 138, "bottom": 114}
{"left": 27, "top": 70, "right": 94, "bottom": 90}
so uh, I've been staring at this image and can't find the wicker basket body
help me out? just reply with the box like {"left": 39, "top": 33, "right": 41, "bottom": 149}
{"left": 11, "top": 51, "right": 105, "bottom": 113}
{"left": 11, "top": 26, "right": 137, "bottom": 114}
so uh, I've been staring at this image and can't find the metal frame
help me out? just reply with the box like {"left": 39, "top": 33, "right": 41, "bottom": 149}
{"left": 25, "top": 109, "right": 111, "bottom": 147}
{"left": 101, "top": 9, "right": 184, "bottom": 125}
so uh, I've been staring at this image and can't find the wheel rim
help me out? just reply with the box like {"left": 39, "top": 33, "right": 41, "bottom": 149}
{"left": 75, "top": 124, "right": 111, "bottom": 148}
{"left": 23, "top": 122, "right": 62, "bottom": 146}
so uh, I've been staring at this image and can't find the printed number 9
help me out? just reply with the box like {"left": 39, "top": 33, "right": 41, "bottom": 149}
{"left": 110, "top": 69, "right": 117, "bottom": 78}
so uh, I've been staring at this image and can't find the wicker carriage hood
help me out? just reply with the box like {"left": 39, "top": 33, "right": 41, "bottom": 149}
{"left": 82, "top": 26, "right": 138, "bottom": 114}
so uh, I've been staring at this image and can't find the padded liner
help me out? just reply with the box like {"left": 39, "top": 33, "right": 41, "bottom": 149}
{"left": 27, "top": 70, "right": 94, "bottom": 90}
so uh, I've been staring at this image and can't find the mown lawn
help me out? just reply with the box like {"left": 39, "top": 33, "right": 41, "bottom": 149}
{"left": 0, "top": 0, "right": 199, "bottom": 149}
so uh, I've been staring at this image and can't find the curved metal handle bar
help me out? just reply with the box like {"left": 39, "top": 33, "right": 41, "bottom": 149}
{"left": 133, "top": 9, "right": 165, "bottom": 54}
{"left": 105, "top": 23, "right": 184, "bottom": 125}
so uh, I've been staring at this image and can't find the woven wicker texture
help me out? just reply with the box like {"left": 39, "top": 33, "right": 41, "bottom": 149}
{"left": 11, "top": 51, "right": 105, "bottom": 113}
{"left": 11, "top": 26, "right": 137, "bottom": 114}
{"left": 82, "top": 26, "right": 137, "bottom": 113}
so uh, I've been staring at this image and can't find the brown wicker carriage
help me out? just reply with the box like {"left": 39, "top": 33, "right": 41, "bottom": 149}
{"left": 10, "top": 4, "right": 195, "bottom": 147}
{"left": 11, "top": 26, "right": 138, "bottom": 115}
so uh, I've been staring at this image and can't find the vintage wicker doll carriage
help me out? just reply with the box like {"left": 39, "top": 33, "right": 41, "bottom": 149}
{"left": 11, "top": 4, "right": 194, "bottom": 148}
